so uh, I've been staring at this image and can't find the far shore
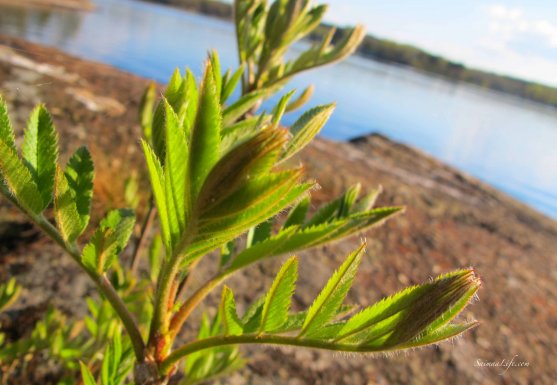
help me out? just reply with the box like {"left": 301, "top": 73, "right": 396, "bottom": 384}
{"left": 0, "top": 0, "right": 94, "bottom": 11}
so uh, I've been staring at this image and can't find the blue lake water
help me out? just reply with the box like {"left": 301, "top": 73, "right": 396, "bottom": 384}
{"left": 1, "top": 0, "right": 556, "bottom": 219}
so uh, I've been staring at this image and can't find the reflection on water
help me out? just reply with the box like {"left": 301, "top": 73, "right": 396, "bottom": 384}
{"left": 0, "top": 0, "right": 556, "bottom": 220}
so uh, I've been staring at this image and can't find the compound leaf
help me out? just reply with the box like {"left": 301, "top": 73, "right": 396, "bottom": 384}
{"left": 300, "top": 243, "right": 365, "bottom": 337}
{"left": 82, "top": 209, "right": 135, "bottom": 274}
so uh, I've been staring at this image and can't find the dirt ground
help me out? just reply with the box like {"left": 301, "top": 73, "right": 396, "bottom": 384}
{"left": 1, "top": 35, "right": 556, "bottom": 385}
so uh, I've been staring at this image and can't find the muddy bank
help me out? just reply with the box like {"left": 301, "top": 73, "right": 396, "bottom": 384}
{"left": 1, "top": 35, "right": 556, "bottom": 385}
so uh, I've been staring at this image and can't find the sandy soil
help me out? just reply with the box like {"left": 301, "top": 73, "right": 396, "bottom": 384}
{"left": 1, "top": 35, "right": 556, "bottom": 385}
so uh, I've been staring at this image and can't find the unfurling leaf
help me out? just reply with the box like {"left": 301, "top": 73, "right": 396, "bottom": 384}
{"left": 285, "top": 85, "right": 314, "bottom": 112}
{"left": 190, "top": 61, "right": 222, "bottom": 200}
{"left": 334, "top": 269, "right": 481, "bottom": 349}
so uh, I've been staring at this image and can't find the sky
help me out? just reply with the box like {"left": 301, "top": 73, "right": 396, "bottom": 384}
{"left": 319, "top": 1, "right": 557, "bottom": 87}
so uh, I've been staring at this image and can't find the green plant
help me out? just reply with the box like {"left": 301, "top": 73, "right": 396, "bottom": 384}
{"left": 0, "top": 1, "right": 480, "bottom": 384}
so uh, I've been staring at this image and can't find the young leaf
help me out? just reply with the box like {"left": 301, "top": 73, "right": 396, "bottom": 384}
{"left": 222, "top": 89, "right": 267, "bottom": 127}
{"left": 139, "top": 82, "right": 157, "bottom": 142}
{"left": 260, "top": 256, "right": 298, "bottom": 332}
{"left": 270, "top": 90, "right": 295, "bottom": 128}
{"left": 152, "top": 68, "right": 183, "bottom": 160}
{"left": 190, "top": 61, "right": 222, "bottom": 200}
{"left": 80, "top": 362, "right": 96, "bottom": 385}
{"left": 281, "top": 103, "right": 335, "bottom": 162}
{"left": 399, "top": 321, "right": 479, "bottom": 349}
{"left": 183, "top": 69, "right": 199, "bottom": 135}
{"left": 141, "top": 140, "right": 171, "bottom": 253}
{"left": 0, "top": 140, "right": 44, "bottom": 214}
{"left": 333, "top": 269, "right": 481, "bottom": 348}
{"left": 283, "top": 194, "right": 310, "bottom": 228}
{"left": 210, "top": 50, "right": 223, "bottom": 99}
{"left": 54, "top": 165, "right": 83, "bottom": 243}
{"left": 229, "top": 225, "right": 299, "bottom": 272}
{"left": 300, "top": 243, "right": 365, "bottom": 337}
{"left": 82, "top": 209, "right": 136, "bottom": 274}
{"left": 0, "top": 95, "right": 15, "bottom": 150}
{"left": 285, "top": 85, "right": 314, "bottom": 112}
{"left": 221, "top": 64, "right": 244, "bottom": 103}
{"left": 67, "top": 146, "right": 94, "bottom": 218}
{"left": 351, "top": 185, "right": 382, "bottom": 213}
{"left": 163, "top": 99, "right": 189, "bottom": 245}
{"left": 0, "top": 277, "right": 21, "bottom": 311}
{"left": 22, "top": 105, "right": 58, "bottom": 209}
{"left": 196, "top": 127, "right": 288, "bottom": 212}
{"left": 220, "top": 286, "right": 243, "bottom": 336}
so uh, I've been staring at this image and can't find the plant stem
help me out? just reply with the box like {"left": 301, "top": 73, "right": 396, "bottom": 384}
{"left": 168, "top": 273, "right": 226, "bottom": 340}
{"left": 130, "top": 196, "right": 156, "bottom": 273}
{"left": 148, "top": 255, "right": 181, "bottom": 346}
{"left": 160, "top": 334, "right": 385, "bottom": 374}
{"left": 33, "top": 215, "right": 146, "bottom": 360}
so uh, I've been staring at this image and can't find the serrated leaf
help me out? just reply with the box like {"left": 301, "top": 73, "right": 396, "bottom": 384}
{"left": 210, "top": 50, "right": 222, "bottom": 99}
{"left": 246, "top": 219, "right": 272, "bottom": 248}
{"left": 139, "top": 82, "right": 157, "bottom": 141}
{"left": 54, "top": 165, "right": 83, "bottom": 242}
{"left": 282, "top": 103, "right": 334, "bottom": 162}
{"left": 152, "top": 68, "right": 183, "bottom": 160}
{"left": 163, "top": 99, "right": 189, "bottom": 246}
{"left": 229, "top": 225, "right": 299, "bottom": 272}
{"left": 283, "top": 194, "right": 310, "bottom": 228}
{"left": 270, "top": 90, "right": 295, "bottom": 128}
{"left": 260, "top": 256, "right": 298, "bottom": 332}
{"left": 220, "top": 286, "right": 243, "bottom": 336}
{"left": 141, "top": 140, "right": 171, "bottom": 254}
{"left": 190, "top": 61, "right": 222, "bottom": 200}
{"left": 0, "top": 140, "right": 43, "bottom": 214}
{"left": 228, "top": 207, "right": 401, "bottom": 273}
{"left": 300, "top": 243, "right": 365, "bottom": 337}
{"left": 82, "top": 209, "right": 135, "bottom": 274}
{"left": 221, "top": 65, "right": 244, "bottom": 103}
{"left": 184, "top": 182, "right": 312, "bottom": 266}
{"left": 65, "top": 146, "right": 94, "bottom": 228}
{"left": 0, "top": 95, "right": 15, "bottom": 150}
{"left": 222, "top": 89, "right": 267, "bottom": 127}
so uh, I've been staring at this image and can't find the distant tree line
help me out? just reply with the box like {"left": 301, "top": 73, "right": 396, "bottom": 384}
{"left": 144, "top": 0, "right": 557, "bottom": 108}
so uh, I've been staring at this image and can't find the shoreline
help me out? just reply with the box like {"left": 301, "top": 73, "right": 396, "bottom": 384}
{"left": 0, "top": 0, "right": 94, "bottom": 11}
{"left": 1, "top": 35, "right": 556, "bottom": 385}
{"left": 138, "top": 0, "right": 557, "bottom": 110}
